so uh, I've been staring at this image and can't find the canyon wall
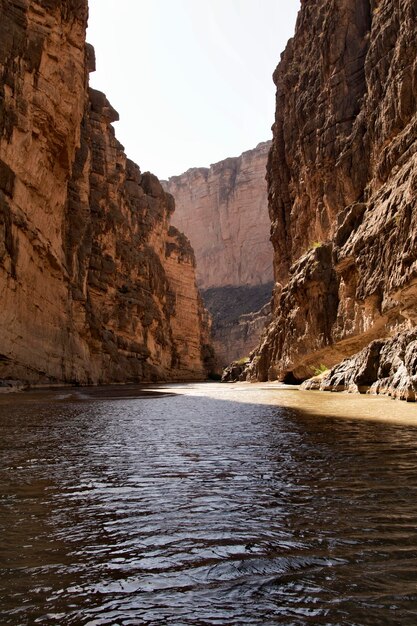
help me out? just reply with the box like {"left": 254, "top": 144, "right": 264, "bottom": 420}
{"left": 0, "top": 0, "right": 212, "bottom": 385}
{"left": 163, "top": 143, "right": 273, "bottom": 366}
{"left": 201, "top": 283, "right": 272, "bottom": 368}
{"left": 245, "top": 0, "right": 417, "bottom": 399}
{"left": 163, "top": 141, "right": 273, "bottom": 290}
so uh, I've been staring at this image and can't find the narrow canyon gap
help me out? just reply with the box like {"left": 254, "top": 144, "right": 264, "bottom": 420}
{"left": 163, "top": 142, "right": 273, "bottom": 369}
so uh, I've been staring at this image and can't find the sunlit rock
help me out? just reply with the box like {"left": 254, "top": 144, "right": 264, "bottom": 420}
{"left": 0, "top": 0, "right": 212, "bottom": 384}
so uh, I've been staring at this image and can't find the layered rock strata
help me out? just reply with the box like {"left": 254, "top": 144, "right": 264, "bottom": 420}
{"left": 0, "top": 0, "right": 212, "bottom": 384}
{"left": 246, "top": 0, "right": 417, "bottom": 400}
{"left": 302, "top": 331, "right": 417, "bottom": 402}
{"left": 163, "top": 141, "right": 273, "bottom": 290}
{"left": 163, "top": 143, "right": 273, "bottom": 367}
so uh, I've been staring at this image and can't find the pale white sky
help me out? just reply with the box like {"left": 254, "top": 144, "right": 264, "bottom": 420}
{"left": 87, "top": 1, "right": 300, "bottom": 180}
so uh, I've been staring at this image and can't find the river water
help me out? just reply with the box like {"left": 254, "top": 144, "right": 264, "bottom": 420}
{"left": 1, "top": 382, "right": 417, "bottom": 625}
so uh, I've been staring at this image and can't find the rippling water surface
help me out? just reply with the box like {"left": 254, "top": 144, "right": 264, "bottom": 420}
{"left": 1, "top": 382, "right": 417, "bottom": 625}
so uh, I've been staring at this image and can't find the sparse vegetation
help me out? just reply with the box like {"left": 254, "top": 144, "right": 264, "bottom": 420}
{"left": 235, "top": 356, "right": 250, "bottom": 366}
{"left": 303, "top": 241, "right": 323, "bottom": 255}
{"left": 311, "top": 363, "right": 328, "bottom": 376}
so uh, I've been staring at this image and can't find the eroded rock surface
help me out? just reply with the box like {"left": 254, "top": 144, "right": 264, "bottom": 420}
{"left": 163, "top": 143, "right": 273, "bottom": 367}
{"left": 163, "top": 142, "right": 273, "bottom": 290}
{"left": 302, "top": 331, "right": 417, "bottom": 402}
{"left": 0, "top": 0, "right": 211, "bottom": 384}
{"left": 246, "top": 0, "right": 417, "bottom": 399}
{"left": 201, "top": 284, "right": 272, "bottom": 368}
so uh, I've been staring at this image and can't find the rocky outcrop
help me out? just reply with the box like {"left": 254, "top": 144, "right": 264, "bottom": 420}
{"left": 163, "top": 143, "right": 273, "bottom": 367}
{"left": 0, "top": 0, "right": 211, "bottom": 385}
{"left": 302, "top": 330, "right": 417, "bottom": 402}
{"left": 201, "top": 284, "right": 272, "bottom": 368}
{"left": 246, "top": 0, "right": 417, "bottom": 399}
{"left": 221, "top": 358, "right": 250, "bottom": 383}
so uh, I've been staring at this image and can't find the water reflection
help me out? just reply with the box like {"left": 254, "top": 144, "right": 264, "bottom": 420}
{"left": 1, "top": 383, "right": 417, "bottom": 624}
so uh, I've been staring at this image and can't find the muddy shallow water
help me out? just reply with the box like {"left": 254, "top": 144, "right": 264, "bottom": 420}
{"left": 1, "top": 382, "right": 417, "bottom": 625}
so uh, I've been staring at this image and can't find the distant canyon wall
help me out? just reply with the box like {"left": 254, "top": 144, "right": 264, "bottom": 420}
{"left": 245, "top": 0, "right": 417, "bottom": 400}
{"left": 201, "top": 283, "right": 272, "bottom": 368}
{"left": 163, "top": 143, "right": 273, "bottom": 366}
{"left": 0, "top": 0, "right": 212, "bottom": 385}
{"left": 163, "top": 141, "right": 273, "bottom": 290}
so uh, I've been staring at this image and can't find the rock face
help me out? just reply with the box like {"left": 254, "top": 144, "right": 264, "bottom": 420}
{"left": 163, "top": 142, "right": 273, "bottom": 290}
{"left": 163, "top": 143, "right": 273, "bottom": 367}
{"left": 201, "top": 284, "right": 272, "bottom": 367}
{"left": 0, "top": 0, "right": 212, "bottom": 384}
{"left": 246, "top": 0, "right": 417, "bottom": 399}
{"left": 302, "top": 331, "right": 417, "bottom": 401}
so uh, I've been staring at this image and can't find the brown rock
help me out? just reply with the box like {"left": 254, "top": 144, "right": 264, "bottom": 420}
{"left": 0, "top": 0, "right": 211, "bottom": 385}
{"left": 163, "top": 142, "right": 273, "bottom": 367}
{"left": 221, "top": 359, "right": 249, "bottom": 383}
{"left": 247, "top": 0, "right": 417, "bottom": 399}
{"left": 201, "top": 284, "right": 272, "bottom": 368}
{"left": 302, "top": 330, "right": 417, "bottom": 401}
{"left": 163, "top": 141, "right": 273, "bottom": 289}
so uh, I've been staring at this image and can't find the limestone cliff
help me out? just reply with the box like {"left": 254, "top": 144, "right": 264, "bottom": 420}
{"left": 246, "top": 0, "right": 417, "bottom": 399}
{"left": 163, "top": 143, "right": 273, "bottom": 367}
{"left": 0, "top": 0, "right": 211, "bottom": 385}
{"left": 163, "top": 141, "right": 273, "bottom": 290}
